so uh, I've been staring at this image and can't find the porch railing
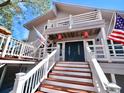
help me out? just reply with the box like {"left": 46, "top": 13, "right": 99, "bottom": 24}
{"left": 10, "top": 46, "right": 60, "bottom": 93}
{"left": 0, "top": 33, "right": 41, "bottom": 60}
{"left": 86, "top": 44, "right": 121, "bottom": 93}
{"left": 46, "top": 11, "right": 101, "bottom": 30}
{"left": 88, "top": 43, "right": 124, "bottom": 62}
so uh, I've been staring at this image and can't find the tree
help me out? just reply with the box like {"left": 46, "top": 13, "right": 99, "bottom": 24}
{"left": 0, "top": 0, "right": 51, "bottom": 33}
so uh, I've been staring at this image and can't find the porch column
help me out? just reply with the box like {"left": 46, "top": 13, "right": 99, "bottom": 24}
{"left": 101, "top": 27, "right": 111, "bottom": 62}
{"left": 98, "top": 10, "right": 111, "bottom": 62}
{"left": 43, "top": 34, "right": 48, "bottom": 58}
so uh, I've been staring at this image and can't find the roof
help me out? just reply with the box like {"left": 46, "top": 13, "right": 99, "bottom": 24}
{"left": 0, "top": 26, "right": 11, "bottom": 35}
{"left": 24, "top": 2, "right": 124, "bottom": 30}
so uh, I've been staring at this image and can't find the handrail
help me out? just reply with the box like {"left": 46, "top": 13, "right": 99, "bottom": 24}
{"left": 11, "top": 46, "right": 60, "bottom": 93}
{"left": 86, "top": 44, "right": 121, "bottom": 93}
{"left": 0, "top": 33, "right": 41, "bottom": 60}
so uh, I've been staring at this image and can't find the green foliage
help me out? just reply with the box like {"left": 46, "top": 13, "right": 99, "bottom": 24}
{"left": 0, "top": 0, "right": 51, "bottom": 30}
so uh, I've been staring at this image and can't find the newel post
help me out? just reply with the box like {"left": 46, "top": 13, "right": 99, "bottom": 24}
{"left": 106, "top": 83, "right": 121, "bottom": 93}
{"left": 2, "top": 35, "right": 11, "bottom": 57}
{"left": 69, "top": 14, "right": 73, "bottom": 29}
{"left": 11, "top": 73, "right": 25, "bottom": 93}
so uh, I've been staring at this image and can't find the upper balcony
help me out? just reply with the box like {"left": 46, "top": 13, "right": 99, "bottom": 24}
{"left": 45, "top": 11, "right": 105, "bottom": 35}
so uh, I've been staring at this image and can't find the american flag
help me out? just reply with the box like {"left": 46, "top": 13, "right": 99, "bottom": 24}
{"left": 108, "top": 13, "right": 124, "bottom": 44}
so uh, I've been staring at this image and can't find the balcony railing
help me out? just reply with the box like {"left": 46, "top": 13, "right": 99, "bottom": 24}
{"left": 45, "top": 11, "right": 104, "bottom": 34}
{"left": 88, "top": 42, "right": 124, "bottom": 62}
{"left": 0, "top": 33, "right": 41, "bottom": 60}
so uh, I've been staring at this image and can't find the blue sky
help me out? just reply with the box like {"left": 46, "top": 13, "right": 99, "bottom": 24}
{"left": 58, "top": 0, "right": 124, "bottom": 11}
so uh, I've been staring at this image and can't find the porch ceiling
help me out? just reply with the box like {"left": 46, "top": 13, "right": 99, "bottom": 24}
{"left": 48, "top": 28, "right": 100, "bottom": 41}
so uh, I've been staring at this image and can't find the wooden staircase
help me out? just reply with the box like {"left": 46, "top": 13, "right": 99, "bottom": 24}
{"left": 35, "top": 62, "right": 96, "bottom": 93}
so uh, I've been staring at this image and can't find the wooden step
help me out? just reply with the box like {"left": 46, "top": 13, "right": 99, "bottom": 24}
{"left": 54, "top": 66, "right": 90, "bottom": 72}
{"left": 49, "top": 72, "right": 92, "bottom": 79}
{"left": 56, "top": 63, "right": 89, "bottom": 68}
{"left": 52, "top": 69, "right": 91, "bottom": 73}
{"left": 46, "top": 78, "right": 94, "bottom": 86}
{"left": 52, "top": 70, "right": 91, "bottom": 76}
{"left": 59, "top": 62, "right": 88, "bottom": 65}
{"left": 40, "top": 84, "right": 95, "bottom": 93}
{"left": 35, "top": 91, "right": 44, "bottom": 93}
{"left": 43, "top": 80, "right": 95, "bottom": 92}
{"left": 38, "top": 61, "right": 95, "bottom": 93}
{"left": 49, "top": 73, "right": 93, "bottom": 83}
{"left": 55, "top": 66, "right": 90, "bottom": 69}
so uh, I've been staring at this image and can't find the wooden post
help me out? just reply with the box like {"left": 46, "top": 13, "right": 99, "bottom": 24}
{"left": 0, "top": 65, "right": 7, "bottom": 88}
{"left": 43, "top": 35, "right": 48, "bottom": 59}
{"left": 106, "top": 83, "right": 121, "bottom": 93}
{"left": 10, "top": 73, "right": 25, "bottom": 93}
{"left": 98, "top": 10, "right": 111, "bottom": 62}
{"left": 19, "top": 43, "right": 24, "bottom": 59}
{"left": 69, "top": 14, "right": 72, "bottom": 29}
{"left": 2, "top": 35, "right": 11, "bottom": 57}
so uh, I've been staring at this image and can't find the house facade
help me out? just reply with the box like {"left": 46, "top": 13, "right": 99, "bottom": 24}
{"left": 1, "top": 2, "right": 124, "bottom": 93}
{"left": 23, "top": 2, "right": 124, "bottom": 93}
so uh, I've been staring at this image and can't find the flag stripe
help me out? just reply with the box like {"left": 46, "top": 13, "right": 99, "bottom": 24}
{"left": 108, "top": 36, "right": 124, "bottom": 45}
{"left": 113, "top": 29, "right": 124, "bottom": 35}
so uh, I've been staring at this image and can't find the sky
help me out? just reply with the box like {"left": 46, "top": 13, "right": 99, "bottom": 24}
{"left": 58, "top": 0, "right": 124, "bottom": 11}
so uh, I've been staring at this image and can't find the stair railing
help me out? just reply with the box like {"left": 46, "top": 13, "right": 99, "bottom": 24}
{"left": 86, "top": 44, "right": 121, "bottom": 93}
{"left": 10, "top": 46, "right": 60, "bottom": 93}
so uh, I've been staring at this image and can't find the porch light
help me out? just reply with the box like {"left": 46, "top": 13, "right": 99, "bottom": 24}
{"left": 57, "top": 33, "right": 63, "bottom": 40}
{"left": 82, "top": 32, "right": 89, "bottom": 39}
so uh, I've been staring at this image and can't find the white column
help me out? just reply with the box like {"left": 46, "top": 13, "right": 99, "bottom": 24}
{"left": 63, "top": 42, "right": 65, "bottom": 61}
{"left": 2, "top": 35, "right": 11, "bottom": 57}
{"left": 98, "top": 10, "right": 111, "bottom": 62}
{"left": 83, "top": 40, "right": 88, "bottom": 61}
{"left": 101, "top": 27, "right": 111, "bottom": 62}
{"left": 43, "top": 35, "right": 48, "bottom": 58}
{"left": 0, "top": 65, "right": 7, "bottom": 88}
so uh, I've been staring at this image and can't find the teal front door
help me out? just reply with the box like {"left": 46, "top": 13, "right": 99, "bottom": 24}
{"left": 65, "top": 41, "right": 85, "bottom": 61}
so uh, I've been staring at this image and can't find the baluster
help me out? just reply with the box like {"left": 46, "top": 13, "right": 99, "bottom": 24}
{"left": 69, "top": 14, "right": 72, "bottom": 29}
{"left": 2, "top": 36, "right": 11, "bottom": 57}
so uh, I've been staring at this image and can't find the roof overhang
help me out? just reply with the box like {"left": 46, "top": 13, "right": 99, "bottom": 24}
{"left": 24, "top": 9, "right": 56, "bottom": 30}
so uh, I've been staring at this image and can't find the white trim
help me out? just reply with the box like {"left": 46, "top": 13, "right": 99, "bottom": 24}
{"left": 57, "top": 39, "right": 84, "bottom": 61}
{"left": 57, "top": 39, "right": 96, "bottom": 61}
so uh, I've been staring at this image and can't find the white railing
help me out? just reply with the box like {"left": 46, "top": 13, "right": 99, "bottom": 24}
{"left": 11, "top": 46, "right": 60, "bottom": 93}
{"left": 88, "top": 44, "right": 108, "bottom": 61}
{"left": 86, "top": 44, "right": 121, "bottom": 93}
{"left": 46, "top": 11, "right": 101, "bottom": 29}
{"left": 88, "top": 43, "right": 124, "bottom": 62}
{"left": 34, "top": 47, "right": 57, "bottom": 60}
{"left": 0, "top": 33, "right": 41, "bottom": 60}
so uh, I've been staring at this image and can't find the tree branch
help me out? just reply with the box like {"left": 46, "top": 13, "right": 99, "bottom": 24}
{"left": 0, "top": 0, "right": 11, "bottom": 7}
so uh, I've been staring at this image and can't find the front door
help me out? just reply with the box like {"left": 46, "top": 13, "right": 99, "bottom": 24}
{"left": 65, "top": 41, "right": 85, "bottom": 61}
